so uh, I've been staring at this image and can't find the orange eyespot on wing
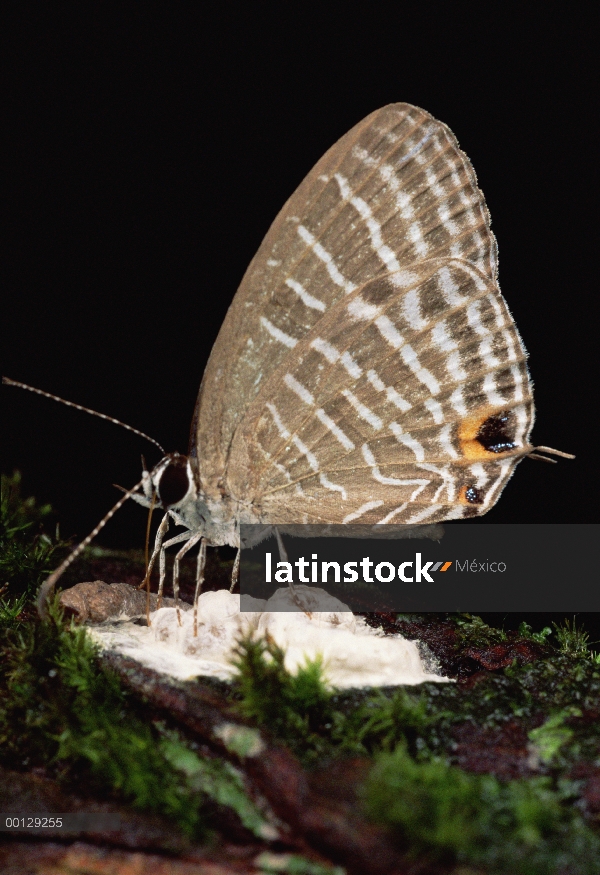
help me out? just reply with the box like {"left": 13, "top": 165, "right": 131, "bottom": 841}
{"left": 457, "top": 405, "right": 530, "bottom": 461}
{"left": 458, "top": 484, "right": 485, "bottom": 505}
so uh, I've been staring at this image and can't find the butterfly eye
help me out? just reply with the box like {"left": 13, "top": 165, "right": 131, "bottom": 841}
{"left": 157, "top": 456, "right": 191, "bottom": 507}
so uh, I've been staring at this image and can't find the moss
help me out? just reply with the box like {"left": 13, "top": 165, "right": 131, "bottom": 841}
{"left": 453, "top": 612, "right": 509, "bottom": 647}
{"left": 0, "top": 598, "right": 268, "bottom": 839}
{"left": 0, "top": 471, "right": 71, "bottom": 623}
{"left": 363, "top": 742, "right": 600, "bottom": 873}
{"left": 364, "top": 741, "right": 480, "bottom": 855}
{"left": 552, "top": 616, "right": 597, "bottom": 657}
{"left": 518, "top": 621, "right": 554, "bottom": 645}
{"left": 452, "top": 612, "right": 556, "bottom": 650}
{"left": 229, "top": 621, "right": 600, "bottom": 767}
{"left": 231, "top": 636, "right": 442, "bottom": 762}
{"left": 401, "top": 653, "right": 600, "bottom": 772}
{"left": 0, "top": 478, "right": 272, "bottom": 841}
{"left": 231, "top": 635, "right": 333, "bottom": 761}
{"left": 0, "top": 600, "right": 188, "bottom": 833}
{"left": 159, "top": 726, "right": 273, "bottom": 839}
{"left": 451, "top": 612, "right": 600, "bottom": 662}
{"left": 256, "top": 852, "right": 345, "bottom": 874}
{"left": 329, "top": 686, "right": 432, "bottom": 757}
{"left": 528, "top": 709, "right": 579, "bottom": 766}
{"left": 4, "top": 478, "right": 600, "bottom": 869}
{"left": 0, "top": 590, "right": 29, "bottom": 625}
{"left": 229, "top": 622, "right": 600, "bottom": 872}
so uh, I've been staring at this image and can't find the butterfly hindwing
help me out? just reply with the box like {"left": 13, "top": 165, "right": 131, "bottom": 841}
{"left": 227, "top": 259, "right": 533, "bottom": 524}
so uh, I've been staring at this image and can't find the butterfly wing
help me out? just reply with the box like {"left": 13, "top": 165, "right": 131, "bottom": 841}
{"left": 227, "top": 258, "right": 533, "bottom": 524}
{"left": 193, "top": 103, "right": 531, "bottom": 522}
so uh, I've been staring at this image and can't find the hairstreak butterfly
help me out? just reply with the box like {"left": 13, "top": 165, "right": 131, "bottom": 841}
{"left": 4, "top": 103, "right": 574, "bottom": 617}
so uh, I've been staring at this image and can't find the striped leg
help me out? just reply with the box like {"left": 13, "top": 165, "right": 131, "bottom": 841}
{"left": 140, "top": 511, "right": 170, "bottom": 598}
{"left": 193, "top": 538, "right": 207, "bottom": 637}
{"left": 158, "top": 529, "right": 194, "bottom": 613}
{"left": 229, "top": 548, "right": 240, "bottom": 593}
{"left": 171, "top": 530, "right": 203, "bottom": 626}
{"left": 275, "top": 527, "right": 310, "bottom": 614}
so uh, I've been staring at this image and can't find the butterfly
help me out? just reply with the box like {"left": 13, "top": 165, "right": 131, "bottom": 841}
{"left": 10, "top": 103, "right": 572, "bottom": 613}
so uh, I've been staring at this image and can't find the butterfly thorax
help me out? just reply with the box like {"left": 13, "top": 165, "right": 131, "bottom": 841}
{"left": 136, "top": 452, "right": 259, "bottom": 548}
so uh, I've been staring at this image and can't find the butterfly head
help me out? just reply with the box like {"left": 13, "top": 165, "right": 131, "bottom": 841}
{"left": 137, "top": 452, "right": 242, "bottom": 546}
{"left": 144, "top": 452, "right": 196, "bottom": 510}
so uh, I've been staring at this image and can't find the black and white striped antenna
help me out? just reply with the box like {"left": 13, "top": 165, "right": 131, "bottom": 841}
{"left": 3, "top": 377, "right": 165, "bottom": 453}
{"left": 4, "top": 375, "right": 166, "bottom": 616}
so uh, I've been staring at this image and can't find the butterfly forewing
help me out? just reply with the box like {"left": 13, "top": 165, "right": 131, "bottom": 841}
{"left": 194, "top": 103, "right": 532, "bottom": 524}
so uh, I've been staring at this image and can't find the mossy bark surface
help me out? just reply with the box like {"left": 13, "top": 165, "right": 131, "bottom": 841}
{"left": 2, "top": 516, "right": 599, "bottom": 874}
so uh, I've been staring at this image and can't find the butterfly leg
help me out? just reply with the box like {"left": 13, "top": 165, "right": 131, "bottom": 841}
{"left": 139, "top": 519, "right": 192, "bottom": 625}
{"left": 138, "top": 511, "right": 171, "bottom": 626}
{"left": 274, "top": 526, "right": 289, "bottom": 562}
{"left": 193, "top": 538, "right": 207, "bottom": 637}
{"left": 229, "top": 548, "right": 240, "bottom": 593}
{"left": 172, "top": 530, "right": 203, "bottom": 627}
{"left": 157, "top": 528, "right": 191, "bottom": 607}
{"left": 140, "top": 511, "right": 170, "bottom": 598}
{"left": 274, "top": 527, "right": 310, "bottom": 614}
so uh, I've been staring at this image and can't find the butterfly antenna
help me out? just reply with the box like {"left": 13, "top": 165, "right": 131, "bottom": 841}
{"left": 527, "top": 446, "right": 576, "bottom": 464}
{"left": 36, "top": 476, "right": 146, "bottom": 619}
{"left": 3, "top": 377, "right": 165, "bottom": 453}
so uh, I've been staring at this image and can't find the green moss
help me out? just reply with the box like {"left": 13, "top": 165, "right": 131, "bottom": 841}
{"left": 363, "top": 742, "right": 600, "bottom": 873}
{"left": 0, "top": 478, "right": 272, "bottom": 841}
{"left": 0, "top": 471, "right": 71, "bottom": 623}
{"left": 215, "top": 722, "right": 266, "bottom": 759}
{"left": 231, "top": 635, "right": 443, "bottom": 762}
{"left": 453, "top": 612, "right": 510, "bottom": 647}
{"left": 452, "top": 613, "right": 555, "bottom": 649}
{"left": 518, "top": 621, "right": 553, "bottom": 645}
{"left": 452, "top": 612, "right": 597, "bottom": 657}
{"left": 230, "top": 623, "right": 600, "bottom": 768}
{"left": 256, "top": 852, "right": 345, "bottom": 874}
{"left": 0, "top": 600, "right": 190, "bottom": 834}
{"left": 552, "top": 616, "right": 596, "bottom": 657}
{"left": 329, "top": 686, "right": 432, "bottom": 756}
{"left": 0, "top": 598, "right": 268, "bottom": 839}
{"left": 528, "top": 709, "right": 580, "bottom": 766}
{"left": 0, "top": 590, "right": 29, "bottom": 625}
{"left": 364, "top": 742, "right": 481, "bottom": 855}
{"left": 231, "top": 635, "right": 333, "bottom": 761}
{"left": 159, "top": 727, "right": 273, "bottom": 839}
{"left": 229, "top": 625, "right": 600, "bottom": 872}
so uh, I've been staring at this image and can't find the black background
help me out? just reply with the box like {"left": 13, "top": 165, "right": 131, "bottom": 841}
{"left": 4, "top": 6, "right": 597, "bottom": 581}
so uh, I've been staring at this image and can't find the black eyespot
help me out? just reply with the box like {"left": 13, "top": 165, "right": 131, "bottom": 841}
{"left": 158, "top": 457, "right": 190, "bottom": 507}
{"left": 476, "top": 412, "right": 517, "bottom": 453}
{"left": 465, "top": 486, "right": 483, "bottom": 504}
